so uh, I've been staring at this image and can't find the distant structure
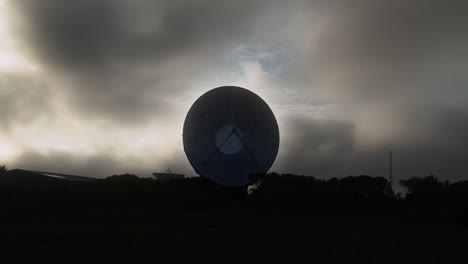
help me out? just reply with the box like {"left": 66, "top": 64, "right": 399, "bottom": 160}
{"left": 23, "top": 170, "right": 96, "bottom": 182}
{"left": 152, "top": 168, "right": 185, "bottom": 182}
{"left": 389, "top": 151, "right": 393, "bottom": 187}
{"left": 0, "top": 169, "right": 96, "bottom": 190}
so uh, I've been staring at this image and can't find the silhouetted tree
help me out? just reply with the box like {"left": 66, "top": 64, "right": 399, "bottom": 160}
{"left": 400, "top": 175, "right": 448, "bottom": 201}
{"left": 338, "top": 175, "right": 388, "bottom": 199}
{"left": 101, "top": 173, "right": 142, "bottom": 183}
{"left": 0, "top": 165, "right": 7, "bottom": 176}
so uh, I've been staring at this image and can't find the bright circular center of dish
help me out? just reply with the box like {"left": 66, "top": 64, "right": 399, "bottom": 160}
{"left": 215, "top": 125, "right": 243, "bottom": 155}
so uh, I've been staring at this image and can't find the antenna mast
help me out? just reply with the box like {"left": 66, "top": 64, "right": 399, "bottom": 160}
{"left": 389, "top": 150, "right": 393, "bottom": 191}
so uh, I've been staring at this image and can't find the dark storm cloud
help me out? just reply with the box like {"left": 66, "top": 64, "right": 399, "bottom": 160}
{"left": 276, "top": 107, "right": 468, "bottom": 180}
{"left": 282, "top": 116, "right": 354, "bottom": 155}
{"left": 273, "top": 114, "right": 356, "bottom": 176}
{"left": 309, "top": 0, "right": 468, "bottom": 101}
{"left": 0, "top": 74, "right": 51, "bottom": 130}
{"left": 11, "top": 0, "right": 268, "bottom": 70}
{"left": 285, "top": 0, "right": 468, "bottom": 178}
{"left": 8, "top": 0, "right": 271, "bottom": 123}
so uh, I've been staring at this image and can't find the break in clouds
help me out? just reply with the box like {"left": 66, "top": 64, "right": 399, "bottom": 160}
{"left": 0, "top": 0, "right": 467, "bottom": 181}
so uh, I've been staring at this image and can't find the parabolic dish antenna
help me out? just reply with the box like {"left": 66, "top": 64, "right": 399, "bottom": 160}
{"left": 183, "top": 86, "right": 280, "bottom": 187}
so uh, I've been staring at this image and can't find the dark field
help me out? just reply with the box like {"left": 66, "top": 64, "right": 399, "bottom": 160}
{"left": 1, "top": 171, "right": 468, "bottom": 263}
{"left": 1, "top": 209, "right": 467, "bottom": 263}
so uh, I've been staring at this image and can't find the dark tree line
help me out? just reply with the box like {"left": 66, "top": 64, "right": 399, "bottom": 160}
{"left": 1, "top": 166, "right": 468, "bottom": 224}
{"left": 249, "top": 173, "right": 468, "bottom": 224}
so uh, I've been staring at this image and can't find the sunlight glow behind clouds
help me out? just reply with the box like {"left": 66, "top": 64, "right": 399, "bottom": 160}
{"left": 0, "top": 134, "right": 19, "bottom": 161}
{"left": 0, "top": 1, "right": 37, "bottom": 71}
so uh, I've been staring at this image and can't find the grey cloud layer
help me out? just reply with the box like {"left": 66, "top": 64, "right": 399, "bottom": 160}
{"left": 309, "top": 0, "right": 468, "bottom": 102}
{"left": 8, "top": 0, "right": 271, "bottom": 123}
{"left": 0, "top": 74, "right": 51, "bottom": 130}
{"left": 288, "top": 0, "right": 468, "bottom": 178}
{"left": 11, "top": 0, "right": 268, "bottom": 70}
{"left": 3, "top": 0, "right": 468, "bottom": 180}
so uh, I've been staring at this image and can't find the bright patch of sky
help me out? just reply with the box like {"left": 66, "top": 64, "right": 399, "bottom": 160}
{"left": 0, "top": 0, "right": 37, "bottom": 72}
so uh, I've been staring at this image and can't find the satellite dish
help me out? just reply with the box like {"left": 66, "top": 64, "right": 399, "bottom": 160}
{"left": 183, "top": 86, "right": 279, "bottom": 187}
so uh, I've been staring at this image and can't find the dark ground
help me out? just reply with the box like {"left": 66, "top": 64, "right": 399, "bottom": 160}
{"left": 1, "top": 170, "right": 468, "bottom": 263}
{"left": 1, "top": 208, "right": 467, "bottom": 263}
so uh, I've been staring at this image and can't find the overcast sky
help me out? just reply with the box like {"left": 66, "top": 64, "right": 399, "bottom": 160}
{"left": 0, "top": 0, "right": 467, "bottom": 182}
